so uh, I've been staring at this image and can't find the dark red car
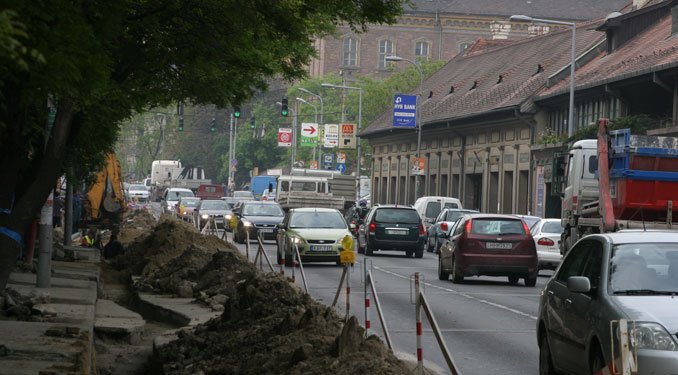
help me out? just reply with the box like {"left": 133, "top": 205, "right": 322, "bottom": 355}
{"left": 437, "top": 214, "right": 538, "bottom": 286}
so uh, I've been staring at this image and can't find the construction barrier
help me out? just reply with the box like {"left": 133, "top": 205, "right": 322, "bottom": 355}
{"left": 252, "top": 231, "right": 275, "bottom": 273}
{"left": 292, "top": 242, "right": 309, "bottom": 294}
{"left": 600, "top": 319, "right": 637, "bottom": 375}
{"left": 331, "top": 235, "right": 356, "bottom": 320}
{"left": 363, "top": 260, "right": 393, "bottom": 350}
{"left": 412, "top": 272, "right": 462, "bottom": 375}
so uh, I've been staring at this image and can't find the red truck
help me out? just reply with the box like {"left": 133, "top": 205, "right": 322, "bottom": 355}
{"left": 196, "top": 184, "right": 225, "bottom": 200}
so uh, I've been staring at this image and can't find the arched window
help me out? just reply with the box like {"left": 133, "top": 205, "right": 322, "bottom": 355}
{"left": 378, "top": 39, "right": 394, "bottom": 69}
{"left": 343, "top": 37, "right": 358, "bottom": 67}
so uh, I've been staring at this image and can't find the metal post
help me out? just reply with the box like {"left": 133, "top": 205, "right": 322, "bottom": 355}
{"left": 36, "top": 190, "right": 53, "bottom": 287}
{"left": 228, "top": 114, "right": 235, "bottom": 189}
{"left": 345, "top": 263, "right": 351, "bottom": 320}
{"left": 293, "top": 243, "right": 309, "bottom": 294}
{"left": 64, "top": 175, "right": 73, "bottom": 246}
{"left": 369, "top": 270, "right": 393, "bottom": 350}
{"left": 568, "top": 24, "right": 576, "bottom": 138}
{"left": 291, "top": 103, "right": 298, "bottom": 171}
{"left": 245, "top": 227, "right": 250, "bottom": 260}
{"left": 331, "top": 266, "right": 348, "bottom": 307}
{"left": 364, "top": 261, "right": 370, "bottom": 337}
{"left": 415, "top": 272, "right": 423, "bottom": 374}
{"left": 357, "top": 89, "right": 363, "bottom": 202}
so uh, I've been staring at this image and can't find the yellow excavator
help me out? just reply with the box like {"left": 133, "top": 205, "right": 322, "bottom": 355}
{"left": 85, "top": 153, "right": 126, "bottom": 222}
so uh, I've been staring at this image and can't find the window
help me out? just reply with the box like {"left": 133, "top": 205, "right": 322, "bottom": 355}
{"left": 587, "top": 155, "right": 598, "bottom": 175}
{"left": 343, "top": 37, "right": 358, "bottom": 67}
{"left": 556, "top": 242, "right": 590, "bottom": 283}
{"left": 459, "top": 42, "right": 471, "bottom": 54}
{"left": 375, "top": 208, "right": 420, "bottom": 224}
{"left": 425, "top": 202, "right": 441, "bottom": 219}
{"left": 378, "top": 39, "right": 394, "bottom": 69}
{"left": 415, "top": 41, "right": 430, "bottom": 61}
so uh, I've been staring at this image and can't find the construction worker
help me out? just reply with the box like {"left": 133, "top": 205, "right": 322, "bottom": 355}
{"left": 81, "top": 228, "right": 98, "bottom": 248}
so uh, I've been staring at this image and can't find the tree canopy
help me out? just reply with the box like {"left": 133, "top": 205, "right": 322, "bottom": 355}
{"left": 0, "top": 0, "right": 407, "bottom": 290}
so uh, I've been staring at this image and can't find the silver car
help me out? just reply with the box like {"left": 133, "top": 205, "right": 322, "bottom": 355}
{"left": 537, "top": 231, "right": 678, "bottom": 374}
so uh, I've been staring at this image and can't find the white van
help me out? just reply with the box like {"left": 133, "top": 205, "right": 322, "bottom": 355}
{"left": 414, "top": 196, "right": 463, "bottom": 225}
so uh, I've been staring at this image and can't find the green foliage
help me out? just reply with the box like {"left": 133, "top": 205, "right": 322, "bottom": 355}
{"left": 567, "top": 114, "right": 660, "bottom": 142}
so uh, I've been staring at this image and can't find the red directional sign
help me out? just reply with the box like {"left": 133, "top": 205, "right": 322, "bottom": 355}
{"left": 278, "top": 128, "right": 292, "bottom": 147}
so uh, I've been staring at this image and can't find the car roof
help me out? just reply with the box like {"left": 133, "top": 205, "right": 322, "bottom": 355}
{"left": 599, "top": 231, "right": 678, "bottom": 244}
{"left": 291, "top": 207, "right": 339, "bottom": 213}
{"left": 442, "top": 208, "right": 478, "bottom": 213}
{"left": 374, "top": 204, "right": 416, "bottom": 210}
{"left": 168, "top": 188, "right": 193, "bottom": 192}
{"left": 466, "top": 213, "right": 527, "bottom": 220}
{"left": 242, "top": 201, "right": 279, "bottom": 205}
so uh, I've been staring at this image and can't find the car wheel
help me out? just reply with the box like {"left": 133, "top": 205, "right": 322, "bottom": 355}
{"left": 525, "top": 276, "right": 537, "bottom": 287}
{"left": 438, "top": 256, "right": 449, "bottom": 281}
{"left": 590, "top": 346, "right": 605, "bottom": 375}
{"left": 508, "top": 276, "right": 519, "bottom": 285}
{"left": 405, "top": 250, "right": 414, "bottom": 258}
{"left": 451, "top": 256, "right": 463, "bottom": 283}
{"left": 414, "top": 248, "right": 424, "bottom": 258}
{"left": 538, "top": 334, "right": 556, "bottom": 375}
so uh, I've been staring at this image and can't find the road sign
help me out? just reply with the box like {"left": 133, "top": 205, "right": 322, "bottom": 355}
{"left": 278, "top": 128, "right": 292, "bottom": 147}
{"left": 310, "top": 160, "right": 318, "bottom": 170}
{"left": 393, "top": 94, "right": 417, "bottom": 128}
{"left": 231, "top": 159, "right": 238, "bottom": 166}
{"left": 323, "top": 153, "right": 333, "bottom": 169}
{"left": 411, "top": 157, "right": 425, "bottom": 175}
{"left": 324, "top": 124, "right": 339, "bottom": 148}
{"left": 300, "top": 123, "right": 318, "bottom": 148}
{"left": 339, "top": 123, "right": 356, "bottom": 149}
{"left": 336, "top": 163, "right": 346, "bottom": 174}
{"left": 336, "top": 152, "right": 346, "bottom": 164}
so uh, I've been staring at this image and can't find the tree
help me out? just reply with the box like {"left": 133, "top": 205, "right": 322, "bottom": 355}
{"left": 0, "top": 0, "right": 406, "bottom": 290}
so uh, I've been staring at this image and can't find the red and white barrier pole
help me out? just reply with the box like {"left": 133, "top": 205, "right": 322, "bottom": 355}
{"left": 345, "top": 264, "right": 351, "bottom": 319}
{"left": 364, "top": 263, "right": 371, "bottom": 336}
{"left": 415, "top": 272, "right": 423, "bottom": 374}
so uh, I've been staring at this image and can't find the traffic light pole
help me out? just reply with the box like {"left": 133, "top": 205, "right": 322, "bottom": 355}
{"left": 228, "top": 113, "right": 235, "bottom": 190}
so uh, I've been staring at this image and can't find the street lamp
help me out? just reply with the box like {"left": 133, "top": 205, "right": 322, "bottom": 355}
{"left": 299, "top": 88, "right": 324, "bottom": 166}
{"left": 321, "top": 82, "right": 363, "bottom": 202}
{"left": 296, "top": 97, "right": 319, "bottom": 166}
{"left": 386, "top": 55, "right": 424, "bottom": 201}
{"left": 510, "top": 15, "right": 576, "bottom": 137}
{"left": 277, "top": 101, "right": 298, "bottom": 171}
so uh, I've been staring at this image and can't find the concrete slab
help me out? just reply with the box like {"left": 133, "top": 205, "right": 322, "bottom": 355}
{"left": 7, "top": 282, "right": 97, "bottom": 306}
{"left": 95, "top": 300, "right": 145, "bottom": 344}
{"left": 135, "top": 293, "right": 222, "bottom": 327}
{"left": 62, "top": 245, "right": 101, "bottom": 263}
{"left": 32, "top": 303, "right": 95, "bottom": 325}
{"left": 8, "top": 272, "right": 93, "bottom": 290}
{"left": 0, "top": 321, "right": 94, "bottom": 375}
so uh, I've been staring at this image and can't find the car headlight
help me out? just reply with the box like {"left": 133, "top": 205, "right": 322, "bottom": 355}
{"left": 291, "top": 236, "right": 305, "bottom": 245}
{"left": 201, "top": 214, "right": 209, "bottom": 219}
{"left": 629, "top": 322, "right": 678, "bottom": 351}
{"left": 242, "top": 220, "right": 252, "bottom": 228}
{"left": 225, "top": 214, "right": 232, "bottom": 220}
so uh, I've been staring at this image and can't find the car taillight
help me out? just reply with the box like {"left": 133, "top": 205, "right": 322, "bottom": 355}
{"left": 538, "top": 238, "right": 555, "bottom": 246}
{"left": 418, "top": 224, "right": 425, "bottom": 235}
{"left": 464, "top": 219, "right": 473, "bottom": 233}
{"left": 522, "top": 221, "right": 530, "bottom": 234}
{"left": 440, "top": 222, "right": 448, "bottom": 231}
{"left": 369, "top": 222, "right": 376, "bottom": 233}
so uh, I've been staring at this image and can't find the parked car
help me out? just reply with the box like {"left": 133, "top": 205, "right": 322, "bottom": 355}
{"left": 514, "top": 214, "right": 542, "bottom": 230}
{"left": 276, "top": 208, "right": 352, "bottom": 265}
{"left": 427, "top": 208, "right": 479, "bottom": 253}
{"left": 126, "top": 184, "right": 150, "bottom": 202}
{"left": 438, "top": 214, "right": 538, "bottom": 285}
{"left": 357, "top": 205, "right": 426, "bottom": 258}
{"left": 530, "top": 218, "right": 563, "bottom": 270}
{"left": 413, "top": 196, "right": 463, "bottom": 228}
{"left": 162, "top": 187, "right": 194, "bottom": 214}
{"left": 194, "top": 199, "right": 232, "bottom": 229}
{"left": 175, "top": 197, "right": 201, "bottom": 220}
{"left": 233, "top": 201, "right": 285, "bottom": 243}
{"left": 537, "top": 231, "right": 678, "bottom": 375}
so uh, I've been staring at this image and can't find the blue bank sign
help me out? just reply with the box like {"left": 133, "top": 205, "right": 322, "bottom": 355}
{"left": 393, "top": 94, "right": 417, "bottom": 128}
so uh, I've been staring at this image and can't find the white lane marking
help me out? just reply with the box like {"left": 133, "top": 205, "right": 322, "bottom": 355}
{"left": 375, "top": 266, "right": 538, "bottom": 321}
{"left": 390, "top": 329, "right": 535, "bottom": 333}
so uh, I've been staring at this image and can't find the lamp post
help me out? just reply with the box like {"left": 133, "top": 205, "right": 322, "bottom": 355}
{"left": 321, "top": 83, "right": 362, "bottom": 203}
{"left": 510, "top": 15, "right": 576, "bottom": 137}
{"left": 299, "top": 88, "right": 324, "bottom": 166}
{"left": 386, "top": 55, "right": 424, "bottom": 202}
{"left": 277, "top": 101, "right": 298, "bottom": 171}
{"left": 296, "top": 97, "right": 319, "bottom": 166}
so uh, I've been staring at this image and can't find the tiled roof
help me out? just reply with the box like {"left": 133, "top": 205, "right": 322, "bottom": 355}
{"left": 464, "top": 39, "right": 516, "bottom": 57}
{"left": 538, "top": 14, "right": 678, "bottom": 99}
{"left": 361, "top": 20, "right": 607, "bottom": 137}
{"left": 408, "top": 0, "right": 630, "bottom": 21}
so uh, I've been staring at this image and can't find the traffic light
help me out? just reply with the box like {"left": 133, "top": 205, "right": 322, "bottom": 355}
{"left": 178, "top": 115, "right": 184, "bottom": 132}
{"left": 250, "top": 117, "right": 256, "bottom": 129}
{"left": 234, "top": 106, "right": 241, "bottom": 118}
{"left": 281, "top": 97, "right": 288, "bottom": 117}
{"left": 210, "top": 117, "right": 216, "bottom": 132}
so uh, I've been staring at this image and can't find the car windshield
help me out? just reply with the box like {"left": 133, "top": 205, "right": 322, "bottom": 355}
{"left": 445, "top": 210, "right": 476, "bottom": 222}
{"left": 609, "top": 243, "right": 678, "bottom": 294}
{"left": 242, "top": 204, "right": 283, "bottom": 216}
{"left": 375, "top": 208, "right": 420, "bottom": 224}
{"left": 424, "top": 202, "right": 441, "bottom": 219}
{"left": 234, "top": 191, "right": 254, "bottom": 198}
{"left": 129, "top": 185, "right": 147, "bottom": 191}
{"left": 181, "top": 199, "right": 200, "bottom": 207}
{"left": 541, "top": 221, "right": 562, "bottom": 234}
{"left": 200, "top": 200, "right": 229, "bottom": 210}
{"left": 170, "top": 190, "right": 194, "bottom": 200}
{"left": 290, "top": 211, "right": 346, "bottom": 229}
{"left": 471, "top": 219, "right": 525, "bottom": 235}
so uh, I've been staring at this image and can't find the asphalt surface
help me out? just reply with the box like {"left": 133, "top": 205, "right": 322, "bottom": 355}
{"left": 226, "top": 231, "right": 551, "bottom": 375}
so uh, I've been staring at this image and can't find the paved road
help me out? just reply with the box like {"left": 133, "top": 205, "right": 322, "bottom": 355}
{"left": 225, "top": 231, "right": 551, "bottom": 375}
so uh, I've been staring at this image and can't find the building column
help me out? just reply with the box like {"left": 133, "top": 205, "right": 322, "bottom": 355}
{"left": 498, "top": 145, "right": 506, "bottom": 213}
{"left": 386, "top": 156, "right": 392, "bottom": 204}
{"left": 435, "top": 151, "right": 442, "bottom": 195}
{"left": 405, "top": 154, "right": 411, "bottom": 204}
{"left": 512, "top": 144, "right": 520, "bottom": 213}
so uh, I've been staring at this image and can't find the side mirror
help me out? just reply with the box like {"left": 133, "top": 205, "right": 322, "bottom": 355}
{"left": 277, "top": 223, "right": 285, "bottom": 229}
{"left": 567, "top": 276, "right": 591, "bottom": 293}
{"left": 440, "top": 222, "right": 448, "bottom": 232}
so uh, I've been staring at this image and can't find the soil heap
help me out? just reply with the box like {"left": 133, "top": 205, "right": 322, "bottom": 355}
{"left": 117, "top": 216, "right": 410, "bottom": 374}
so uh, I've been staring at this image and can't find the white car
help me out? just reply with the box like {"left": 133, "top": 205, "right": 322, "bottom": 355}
{"left": 531, "top": 218, "right": 562, "bottom": 270}
{"left": 162, "top": 188, "right": 195, "bottom": 214}
{"left": 127, "top": 184, "right": 150, "bottom": 202}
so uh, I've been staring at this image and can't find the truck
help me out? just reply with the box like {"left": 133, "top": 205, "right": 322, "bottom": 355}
{"left": 556, "top": 118, "right": 678, "bottom": 254}
{"left": 250, "top": 175, "right": 278, "bottom": 200}
{"left": 149, "top": 160, "right": 211, "bottom": 200}
{"left": 85, "top": 153, "right": 126, "bottom": 222}
{"left": 275, "top": 168, "right": 356, "bottom": 211}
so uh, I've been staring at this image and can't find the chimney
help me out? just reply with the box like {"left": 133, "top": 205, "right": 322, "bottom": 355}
{"left": 632, "top": 0, "right": 651, "bottom": 9}
{"left": 490, "top": 21, "right": 511, "bottom": 40}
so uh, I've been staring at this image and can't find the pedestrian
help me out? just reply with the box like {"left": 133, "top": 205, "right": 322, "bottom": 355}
{"left": 103, "top": 233, "right": 124, "bottom": 259}
{"left": 52, "top": 191, "right": 63, "bottom": 228}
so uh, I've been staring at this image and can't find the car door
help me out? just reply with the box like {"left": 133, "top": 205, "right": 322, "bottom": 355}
{"left": 544, "top": 241, "right": 593, "bottom": 373}
{"left": 276, "top": 213, "right": 290, "bottom": 256}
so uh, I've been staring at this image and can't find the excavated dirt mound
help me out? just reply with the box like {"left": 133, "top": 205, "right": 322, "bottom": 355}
{"left": 118, "top": 209, "right": 159, "bottom": 245}
{"left": 124, "top": 216, "right": 410, "bottom": 374}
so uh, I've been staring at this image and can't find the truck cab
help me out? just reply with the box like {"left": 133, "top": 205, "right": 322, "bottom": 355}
{"left": 561, "top": 140, "right": 598, "bottom": 222}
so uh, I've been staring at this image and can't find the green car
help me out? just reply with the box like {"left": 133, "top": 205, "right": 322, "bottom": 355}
{"left": 276, "top": 208, "right": 353, "bottom": 265}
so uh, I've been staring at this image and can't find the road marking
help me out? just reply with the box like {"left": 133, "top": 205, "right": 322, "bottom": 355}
{"left": 375, "top": 266, "right": 538, "bottom": 321}
{"left": 390, "top": 329, "right": 535, "bottom": 333}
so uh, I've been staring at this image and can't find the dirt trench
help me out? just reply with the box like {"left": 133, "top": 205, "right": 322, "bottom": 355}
{"left": 106, "top": 212, "right": 410, "bottom": 374}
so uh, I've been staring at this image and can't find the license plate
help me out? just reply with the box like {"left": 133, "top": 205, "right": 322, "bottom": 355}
{"left": 485, "top": 242, "right": 512, "bottom": 249}
{"left": 310, "top": 245, "right": 334, "bottom": 252}
{"left": 386, "top": 229, "right": 409, "bottom": 235}
{"left": 258, "top": 228, "right": 274, "bottom": 233}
